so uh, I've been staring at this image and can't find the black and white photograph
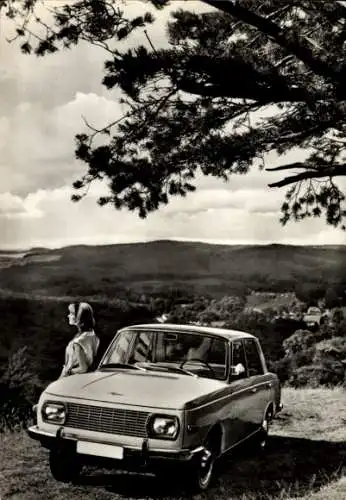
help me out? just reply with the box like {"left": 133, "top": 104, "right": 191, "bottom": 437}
{"left": 0, "top": 1, "right": 346, "bottom": 499}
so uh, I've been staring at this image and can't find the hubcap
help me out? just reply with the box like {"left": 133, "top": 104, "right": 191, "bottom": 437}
{"left": 260, "top": 418, "right": 269, "bottom": 448}
{"left": 199, "top": 448, "right": 213, "bottom": 487}
{"left": 262, "top": 418, "right": 269, "bottom": 433}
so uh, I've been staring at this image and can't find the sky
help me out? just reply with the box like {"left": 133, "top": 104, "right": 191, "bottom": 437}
{"left": 0, "top": 0, "right": 345, "bottom": 250}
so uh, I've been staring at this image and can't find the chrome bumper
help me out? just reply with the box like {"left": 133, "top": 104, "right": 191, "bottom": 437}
{"left": 27, "top": 425, "right": 204, "bottom": 463}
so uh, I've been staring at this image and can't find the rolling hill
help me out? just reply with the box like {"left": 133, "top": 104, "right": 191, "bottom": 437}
{"left": 0, "top": 240, "right": 345, "bottom": 298}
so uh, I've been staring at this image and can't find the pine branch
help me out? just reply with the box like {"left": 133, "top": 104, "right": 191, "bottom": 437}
{"left": 177, "top": 75, "right": 312, "bottom": 103}
{"left": 203, "top": 0, "right": 342, "bottom": 85}
{"left": 266, "top": 163, "right": 319, "bottom": 172}
{"left": 268, "top": 164, "right": 346, "bottom": 188}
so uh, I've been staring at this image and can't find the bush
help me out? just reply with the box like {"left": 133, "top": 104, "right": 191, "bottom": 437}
{"left": 289, "top": 364, "right": 345, "bottom": 388}
{"left": 293, "top": 347, "right": 315, "bottom": 368}
{"left": 311, "top": 337, "right": 346, "bottom": 386}
{"left": 313, "top": 337, "right": 346, "bottom": 363}
{"left": 282, "top": 331, "right": 346, "bottom": 388}
{"left": 0, "top": 346, "right": 43, "bottom": 432}
{"left": 283, "top": 329, "right": 316, "bottom": 355}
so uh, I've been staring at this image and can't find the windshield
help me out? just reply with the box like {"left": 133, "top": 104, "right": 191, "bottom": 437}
{"left": 101, "top": 329, "right": 228, "bottom": 380}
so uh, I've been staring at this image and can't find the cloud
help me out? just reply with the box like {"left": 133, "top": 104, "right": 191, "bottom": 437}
{"left": 0, "top": 181, "right": 344, "bottom": 250}
{"left": 0, "top": 193, "right": 26, "bottom": 216}
{"left": 0, "top": 16, "right": 107, "bottom": 112}
{"left": 0, "top": 192, "right": 43, "bottom": 219}
{"left": 0, "top": 91, "right": 123, "bottom": 196}
{"left": 161, "top": 185, "right": 285, "bottom": 216}
{"left": 0, "top": 1, "right": 214, "bottom": 112}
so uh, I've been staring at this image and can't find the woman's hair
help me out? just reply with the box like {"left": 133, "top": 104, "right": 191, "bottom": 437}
{"left": 70, "top": 302, "right": 95, "bottom": 331}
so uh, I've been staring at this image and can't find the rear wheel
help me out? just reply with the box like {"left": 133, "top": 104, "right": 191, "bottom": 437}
{"left": 49, "top": 449, "right": 82, "bottom": 483}
{"left": 257, "top": 408, "right": 272, "bottom": 452}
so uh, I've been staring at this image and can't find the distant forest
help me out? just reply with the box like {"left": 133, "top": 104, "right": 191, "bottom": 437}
{"left": 0, "top": 241, "right": 345, "bottom": 300}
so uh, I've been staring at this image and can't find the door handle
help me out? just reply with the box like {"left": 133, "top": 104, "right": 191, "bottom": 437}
{"left": 251, "top": 387, "right": 257, "bottom": 393}
{"left": 267, "top": 382, "right": 272, "bottom": 389}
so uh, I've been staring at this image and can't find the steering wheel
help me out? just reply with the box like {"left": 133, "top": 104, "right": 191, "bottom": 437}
{"left": 180, "top": 358, "right": 216, "bottom": 377}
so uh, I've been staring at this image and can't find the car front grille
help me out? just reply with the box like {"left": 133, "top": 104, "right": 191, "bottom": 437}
{"left": 65, "top": 402, "right": 150, "bottom": 438}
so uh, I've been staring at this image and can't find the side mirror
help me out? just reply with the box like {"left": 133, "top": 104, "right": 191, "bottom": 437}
{"left": 231, "top": 363, "right": 246, "bottom": 376}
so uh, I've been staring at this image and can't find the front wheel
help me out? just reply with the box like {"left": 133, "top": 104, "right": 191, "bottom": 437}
{"left": 186, "top": 435, "right": 219, "bottom": 492}
{"left": 49, "top": 449, "right": 82, "bottom": 483}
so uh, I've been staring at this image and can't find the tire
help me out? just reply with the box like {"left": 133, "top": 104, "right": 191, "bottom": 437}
{"left": 186, "top": 432, "right": 220, "bottom": 492}
{"left": 257, "top": 408, "right": 272, "bottom": 452}
{"left": 49, "top": 449, "right": 82, "bottom": 483}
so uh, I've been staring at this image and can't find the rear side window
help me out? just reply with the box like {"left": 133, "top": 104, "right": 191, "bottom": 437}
{"left": 244, "top": 339, "right": 264, "bottom": 376}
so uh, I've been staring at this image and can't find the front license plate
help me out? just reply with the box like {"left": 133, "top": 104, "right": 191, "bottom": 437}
{"left": 77, "top": 441, "right": 124, "bottom": 460}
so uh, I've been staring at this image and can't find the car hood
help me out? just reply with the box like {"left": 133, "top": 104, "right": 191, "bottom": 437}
{"left": 45, "top": 370, "right": 227, "bottom": 410}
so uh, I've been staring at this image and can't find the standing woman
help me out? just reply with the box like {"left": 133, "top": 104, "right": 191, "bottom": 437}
{"left": 59, "top": 302, "right": 100, "bottom": 378}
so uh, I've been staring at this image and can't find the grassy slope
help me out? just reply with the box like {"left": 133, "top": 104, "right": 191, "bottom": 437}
{"left": 1, "top": 388, "right": 345, "bottom": 500}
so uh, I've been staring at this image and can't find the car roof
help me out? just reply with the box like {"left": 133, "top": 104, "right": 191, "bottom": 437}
{"left": 119, "top": 323, "right": 255, "bottom": 341}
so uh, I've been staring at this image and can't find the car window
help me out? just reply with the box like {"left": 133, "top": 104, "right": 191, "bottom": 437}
{"left": 244, "top": 339, "right": 264, "bottom": 376}
{"left": 156, "top": 332, "right": 228, "bottom": 380}
{"left": 231, "top": 340, "right": 247, "bottom": 379}
{"left": 102, "top": 329, "right": 228, "bottom": 380}
{"left": 208, "top": 338, "right": 227, "bottom": 365}
{"left": 129, "top": 331, "right": 154, "bottom": 363}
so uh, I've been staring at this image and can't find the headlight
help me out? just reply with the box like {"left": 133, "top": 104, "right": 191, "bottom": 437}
{"left": 41, "top": 402, "right": 66, "bottom": 424}
{"left": 148, "top": 415, "right": 179, "bottom": 440}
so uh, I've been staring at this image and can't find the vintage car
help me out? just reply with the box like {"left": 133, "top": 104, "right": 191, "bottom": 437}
{"left": 28, "top": 323, "right": 282, "bottom": 491}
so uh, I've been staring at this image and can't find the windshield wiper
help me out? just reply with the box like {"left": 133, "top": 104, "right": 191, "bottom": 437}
{"left": 99, "top": 362, "right": 196, "bottom": 377}
{"left": 138, "top": 362, "right": 197, "bottom": 377}
{"left": 99, "top": 363, "right": 147, "bottom": 371}
{"left": 165, "top": 366, "right": 197, "bottom": 377}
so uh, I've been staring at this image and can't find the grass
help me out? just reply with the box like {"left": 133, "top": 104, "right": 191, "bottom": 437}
{"left": 0, "top": 388, "right": 345, "bottom": 500}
